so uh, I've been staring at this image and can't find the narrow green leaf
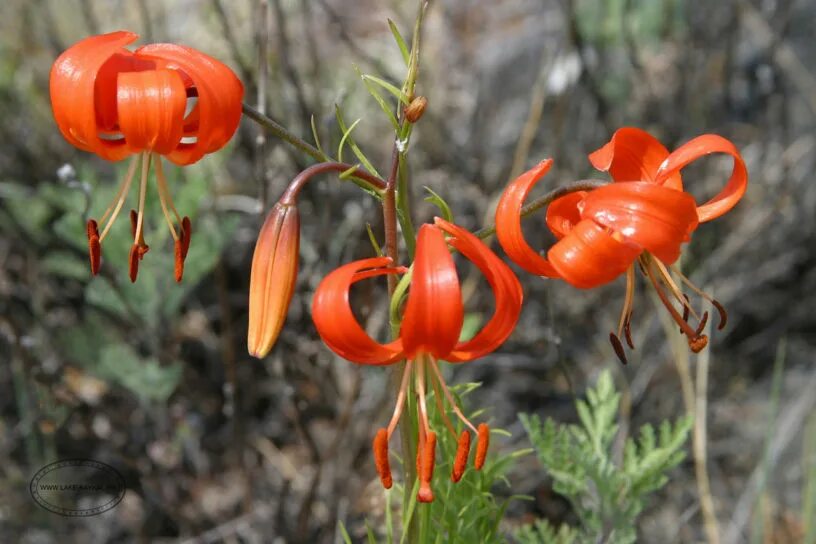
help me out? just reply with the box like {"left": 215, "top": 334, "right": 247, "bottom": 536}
{"left": 335, "top": 105, "right": 381, "bottom": 178}
{"left": 366, "top": 223, "right": 384, "bottom": 256}
{"left": 423, "top": 187, "right": 455, "bottom": 223}
{"left": 337, "top": 118, "right": 362, "bottom": 164}
{"left": 338, "top": 521, "right": 353, "bottom": 544}
{"left": 310, "top": 114, "right": 326, "bottom": 157}
{"left": 362, "top": 74, "right": 410, "bottom": 105}
{"left": 355, "top": 65, "right": 399, "bottom": 130}
{"left": 388, "top": 18, "right": 411, "bottom": 65}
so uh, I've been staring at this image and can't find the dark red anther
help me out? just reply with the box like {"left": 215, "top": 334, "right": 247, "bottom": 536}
{"left": 712, "top": 299, "right": 728, "bottom": 330}
{"left": 681, "top": 294, "right": 691, "bottom": 330}
{"left": 86, "top": 219, "right": 101, "bottom": 276}
{"left": 128, "top": 244, "right": 140, "bottom": 282}
{"left": 695, "top": 311, "right": 709, "bottom": 336}
{"left": 130, "top": 209, "right": 138, "bottom": 238}
{"left": 180, "top": 216, "right": 192, "bottom": 259}
{"left": 623, "top": 313, "right": 634, "bottom": 350}
{"left": 609, "top": 333, "right": 628, "bottom": 365}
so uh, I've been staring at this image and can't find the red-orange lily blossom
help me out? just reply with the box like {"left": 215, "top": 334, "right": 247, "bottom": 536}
{"left": 496, "top": 127, "right": 747, "bottom": 363}
{"left": 311, "top": 218, "right": 523, "bottom": 502}
{"left": 50, "top": 31, "right": 243, "bottom": 282}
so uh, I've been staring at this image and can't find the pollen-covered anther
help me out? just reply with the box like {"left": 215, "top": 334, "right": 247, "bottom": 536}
{"left": 86, "top": 219, "right": 101, "bottom": 275}
{"left": 475, "top": 423, "right": 490, "bottom": 470}
{"left": 417, "top": 431, "right": 437, "bottom": 503}
{"left": 128, "top": 244, "right": 140, "bottom": 283}
{"left": 451, "top": 430, "right": 471, "bottom": 482}
{"left": 689, "top": 335, "right": 709, "bottom": 353}
{"left": 373, "top": 428, "right": 392, "bottom": 489}
{"left": 623, "top": 314, "right": 634, "bottom": 350}
{"left": 174, "top": 239, "right": 185, "bottom": 283}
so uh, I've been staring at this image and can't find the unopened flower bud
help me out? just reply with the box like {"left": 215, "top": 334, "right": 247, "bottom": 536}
{"left": 247, "top": 202, "right": 300, "bottom": 358}
{"left": 404, "top": 95, "right": 427, "bottom": 123}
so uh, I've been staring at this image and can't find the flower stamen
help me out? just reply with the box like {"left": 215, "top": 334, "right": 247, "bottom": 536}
{"left": 475, "top": 423, "right": 490, "bottom": 470}
{"left": 428, "top": 358, "right": 478, "bottom": 433}
{"left": 451, "top": 430, "right": 471, "bottom": 482}
{"left": 373, "top": 428, "right": 392, "bottom": 489}
{"left": 98, "top": 154, "right": 140, "bottom": 243}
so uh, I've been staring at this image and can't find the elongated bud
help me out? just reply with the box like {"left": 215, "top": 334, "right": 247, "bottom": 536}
{"left": 418, "top": 431, "right": 436, "bottom": 503}
{"left": 247, "top": 202, "right": 300, "bottom": 358}
{"left": 451, "top": 430, "right": 471, "bottom": 482}
{"left": 475, "top": 423, "right": 489, "bottom": 470}
{"left": 404, "top": 95, "right": 427, "bottom": 123}
{"left": 86, "top": 219, "right": 101, "bottom": 275}
{"left": 373, "top": 428, "right": 392, "bottom": 489}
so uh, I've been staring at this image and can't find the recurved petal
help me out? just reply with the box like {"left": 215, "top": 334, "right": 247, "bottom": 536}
{"left": 401, "top": 225, "right": 464, "bottom": 360}
{"left": 581, "top": 182, "right": 699, "bottom": 264}
{"left": 435, "top": 219, "right": 523, "bottom": 363}
{"left": 546, "top": 191, "right": 586, "bottom": 239}
{"left": 655, "top": 134, "right": 748, "bottom": 223}
{"left": 248, "top": 203, "right": 300, "bottom": 358}
{"left": 50, "top": 30, "right": 138, "bottom": 161}
{"left": 589, "top": 127, "right": 683, "bottom": 190}
{"left": 135, "top": 43, "right": 243, "bottom": 165}
{"left": 495, "top": 160, "right": 560, "bottom": 277}
{"left": 117, "top": 69, "right": 187, "bottom": 154}
{"left": 548, "top": 219, "right": 640, "bottom": 288}
{"left": 311, "top": 257, "right": 404, "bottom": 365}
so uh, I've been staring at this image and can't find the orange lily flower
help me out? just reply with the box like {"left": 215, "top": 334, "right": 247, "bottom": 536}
{"left": 311, "top": 218, "right": 523, "bottom": 502}
{"left": 50, "top": 31, "right": 243, "bottom": 281}
{"left": 496, "top": 127, "right": 747, "bottom": 362}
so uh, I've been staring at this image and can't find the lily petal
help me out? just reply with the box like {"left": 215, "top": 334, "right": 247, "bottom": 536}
{"left": 311, "top": 257, "right": 404, "bottom": 365}
{"left": 401, "top": 225, "right": 464, "bottom": 359}
{"left": 117, "top": 69, "right": 187, "bottom": 155}
{"left": 435, "top": 219, "right": 523, "bottom": 363}
{"left": 50, "top": 30, "right": 138, "bottom": 161}
{"left": 581, "top": 182, "right": 699, "bottom": 264}
{"left": 546, "top": 191, "right": 586, "bottom": 239}
{"left": 589, "top": 127, "right": 683, "bottom": 190}
{"left": 548, "top": 219, "right": 640, "bottom": 289}
{"left": 135, "top": 43, "right": 243, "bottom": 165}
{"left": 495, "top": 159, "right": 560, "bottom": 277}
{"left": 655, "top": 134, "right": 748, "bottom": 223}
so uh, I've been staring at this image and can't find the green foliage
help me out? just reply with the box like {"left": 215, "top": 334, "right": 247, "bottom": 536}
{"left": 517, "top": 371, "right": 691, "bottom": 544}
{"left": 378, "top": 381, "right": 531, "bottom": 543}
{"left": 2, "top": 161, "right": 236, "bottom": 404}
{"left": 515, "top": 519, "right": 579, "bottom": 544}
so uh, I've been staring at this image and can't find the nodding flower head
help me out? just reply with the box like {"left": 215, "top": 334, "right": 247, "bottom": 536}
{"left": 495, "top": 127, "right": 747, "bottom": 363}
{"left": 311, "top": 219, "right": 523, "bottom": 502}
{"left": 50, "top": 31, "right": 243, "bottom": 281}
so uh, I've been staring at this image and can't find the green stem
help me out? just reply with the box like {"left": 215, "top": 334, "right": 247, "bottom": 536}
{"left": 242, "top": 103, "right": 385, "bottom": 198}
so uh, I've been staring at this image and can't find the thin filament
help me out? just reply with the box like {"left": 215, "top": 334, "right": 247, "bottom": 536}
{"left": 429, "top": 358, "right": 477, "bottom": 433}
{"left": 153, "top": 155, "right": 180, "bottom": 241}
{"left": 386, "top": 360, "right": 414, "bottom": 438}
{"left": 132, "top": 153, "right": 152, "bottom": 246}
{"left": 644, "top": 258, "right": 700, "bottom": 340}
{"left": 99, "top": 155, "right": 140, "bottom": 225}
{"left": 415, "top": 355, "right": 431, "bottom": 437}
{"left": 651, "top": 257, "right": 700, "bottom": 321}
{"left": 430, "top": 369, "right": 457, "bottom": 438}
{"left": 99, "top": 155, "right": 140, "bottom": 242}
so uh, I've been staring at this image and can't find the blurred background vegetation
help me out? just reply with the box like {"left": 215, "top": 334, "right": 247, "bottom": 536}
{"left": 1, "top": 0, "right": 815, "bottom": 542}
